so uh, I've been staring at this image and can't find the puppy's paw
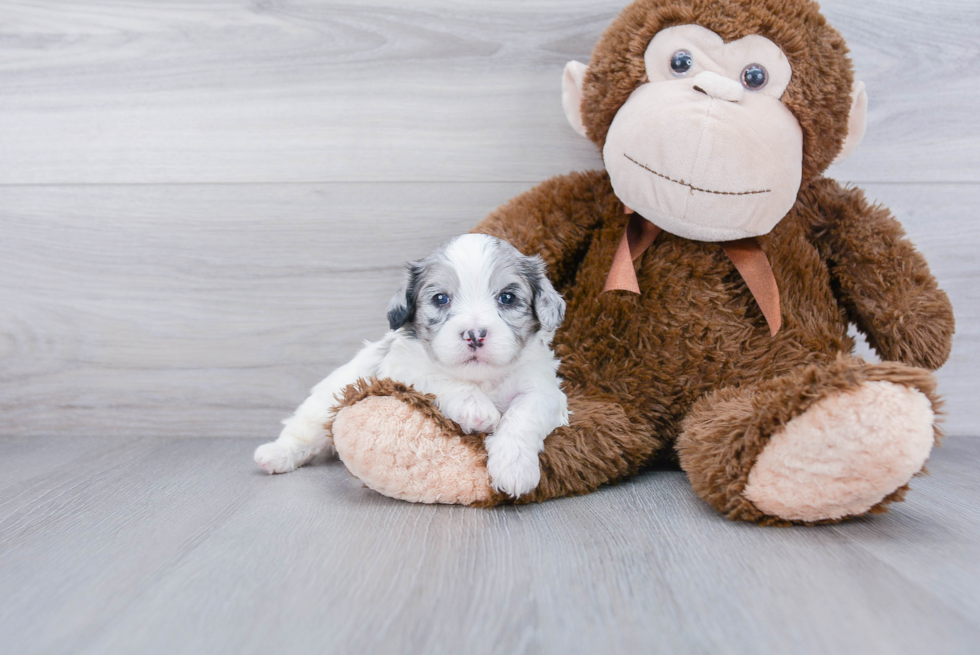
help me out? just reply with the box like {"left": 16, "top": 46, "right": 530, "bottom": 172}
{"left": 485, "top": 434, "right": 541, "bottom": 498}
{"left": 442, "top": 394, "right": 501, "bottom": 434}
{"left": 254, "top": 442, "right": 298, "bottom": 474}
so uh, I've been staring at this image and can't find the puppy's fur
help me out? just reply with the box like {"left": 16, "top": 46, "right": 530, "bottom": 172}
{"left": 254, "top": 234, "right": 569, "bottom": 498}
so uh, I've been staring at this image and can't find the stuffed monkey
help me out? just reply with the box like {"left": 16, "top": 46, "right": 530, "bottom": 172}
{"left": 324, "top": 0, "right": 955, "bottom": 524}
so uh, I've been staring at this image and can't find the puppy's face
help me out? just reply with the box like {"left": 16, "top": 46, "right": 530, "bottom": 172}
{"left": 387, "top": 234, "right": 565, "bottom": 381}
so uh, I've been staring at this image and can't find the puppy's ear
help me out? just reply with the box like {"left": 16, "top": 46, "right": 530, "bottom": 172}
{"left": 386, "top": 265, "right": 416, "bottom": 330}
{"left": 525, "top": 255, "right": 566, "bottom": 332}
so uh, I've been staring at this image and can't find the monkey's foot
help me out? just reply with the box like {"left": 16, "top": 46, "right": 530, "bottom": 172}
{"left": 742, "top": 380, "right": 936, "bottom": 522}
{"left": 331, "top": 381, "right": 495, "bottom": 505}
{"left": 678, "top": 358, "right": 941, "bottom": 524}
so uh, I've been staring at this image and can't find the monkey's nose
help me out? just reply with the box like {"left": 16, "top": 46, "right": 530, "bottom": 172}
{"left": 691, "top": 71, "right": 743, "bottom": 103}
{"left": 462, "top": 329, "right": 488, "bottom": 349}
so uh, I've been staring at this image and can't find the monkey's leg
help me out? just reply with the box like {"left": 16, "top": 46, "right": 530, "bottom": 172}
{"left": 330, "top": 380, "right": 660, "bottom": 506}
{"left": 676, "top": 356, "right": 941, "bottom": 525}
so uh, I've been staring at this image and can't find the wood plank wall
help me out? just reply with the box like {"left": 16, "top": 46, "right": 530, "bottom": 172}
{"left": 1, "top": 1, "right": 977, "bottom": 438}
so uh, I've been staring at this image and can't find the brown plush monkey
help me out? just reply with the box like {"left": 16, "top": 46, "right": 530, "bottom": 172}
{"left": 328, "top": 0, "right": 955, "bottom": 524}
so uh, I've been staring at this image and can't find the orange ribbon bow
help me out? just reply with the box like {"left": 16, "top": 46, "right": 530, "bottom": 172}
{"left": 603, "top": 212, "right": 782, "bottom": 336}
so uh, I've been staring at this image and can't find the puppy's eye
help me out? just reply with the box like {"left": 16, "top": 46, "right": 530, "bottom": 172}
{"left": 741, "top": 64, "right": 768, "bottom": 90}
{"left": 670, "top": 50, "right": 693, "bottom": 76}
{"left": 497, "top": 292, "right": 516, "bottom": 306}
{"left": 433, "top": 293, "right": 450, "bottom": 306}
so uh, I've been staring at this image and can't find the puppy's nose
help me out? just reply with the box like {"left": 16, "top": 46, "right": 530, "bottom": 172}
{"left": 463, "top": 329, "right": 488, "bottom": 349}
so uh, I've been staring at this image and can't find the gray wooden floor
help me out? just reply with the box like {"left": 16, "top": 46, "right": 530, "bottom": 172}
{"left": 1, "top": 436, "right": 979, "bottom": 655}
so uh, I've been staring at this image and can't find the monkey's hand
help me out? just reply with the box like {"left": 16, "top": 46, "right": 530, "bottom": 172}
{"left": 807, "top": 179, "right": 955, "bottom": 370}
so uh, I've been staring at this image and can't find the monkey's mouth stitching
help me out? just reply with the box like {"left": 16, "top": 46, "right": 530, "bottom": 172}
{"left": 624, "top": 154, "right": 772, "bottom": 197}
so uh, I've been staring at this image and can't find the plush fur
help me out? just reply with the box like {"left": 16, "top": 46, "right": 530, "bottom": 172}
{"left": 326, "top": 0, "right": 955, "bottom": 524}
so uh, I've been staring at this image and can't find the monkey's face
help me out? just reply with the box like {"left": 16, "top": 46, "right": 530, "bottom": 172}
{"left": 562, "top": 1, "right": 867, "bottom": 243}
{"left": 602, "top": 25, "right": 802, "bottom": 242}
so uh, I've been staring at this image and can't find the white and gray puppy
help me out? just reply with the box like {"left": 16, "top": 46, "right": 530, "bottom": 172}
{"left": 254, "top": 233, "right": 569, "bottom": 498}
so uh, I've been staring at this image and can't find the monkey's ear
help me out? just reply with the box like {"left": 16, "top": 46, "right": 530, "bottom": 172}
{"left": 562, "top": 60, "right": 589, "bottom": 138}
{"left": 832, "top": 81, "right": 868, "bottom": 164}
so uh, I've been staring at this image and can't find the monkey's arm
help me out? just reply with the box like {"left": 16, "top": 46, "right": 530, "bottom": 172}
{"left": 806, "top": 178, "right": 954, "bottom": 370}
{"left": 473, "top": 170, "right": 619, "bottom": 290}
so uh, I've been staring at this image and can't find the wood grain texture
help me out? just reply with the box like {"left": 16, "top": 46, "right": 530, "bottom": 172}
{"left": 0, "top": 1, "right": 976, "bottom": 438}
{"left": 1, "top": 182, "right": 976, "bottom": 438}
{"left": 0, "top": 0, "right": 976, "bottom": 185}
{"left": 0, "top": 182, "right": 532, "bottom": 437}
{"left": 1, "top": 436, "right": 979, "bottom": 655}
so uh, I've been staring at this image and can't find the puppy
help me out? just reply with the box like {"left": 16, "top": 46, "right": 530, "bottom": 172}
{"left": 253, "top": 233, "right": 569, "bottom": 498}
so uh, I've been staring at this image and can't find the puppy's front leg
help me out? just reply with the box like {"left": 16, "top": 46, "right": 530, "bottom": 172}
{"left": 254, "top": 337, "right": 391, "bottom": 474}
{"left": 422, "top": 380, "right": 501, "bottom": 435}
{"left": 486, "top": 389, "right": 568, "bottom": 498}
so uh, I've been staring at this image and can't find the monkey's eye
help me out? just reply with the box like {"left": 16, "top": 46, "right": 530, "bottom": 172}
{"left": 670, "top": 50, "right": 694, "bottom": 76}
{"left": 433, "top": 293, "right": 450, "bottom": 306}
{"left": 497, "top": 292, "right": 516, "bottom": 306}
{"left": 741, "top": 64, "right": 768, "bottom": 90}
